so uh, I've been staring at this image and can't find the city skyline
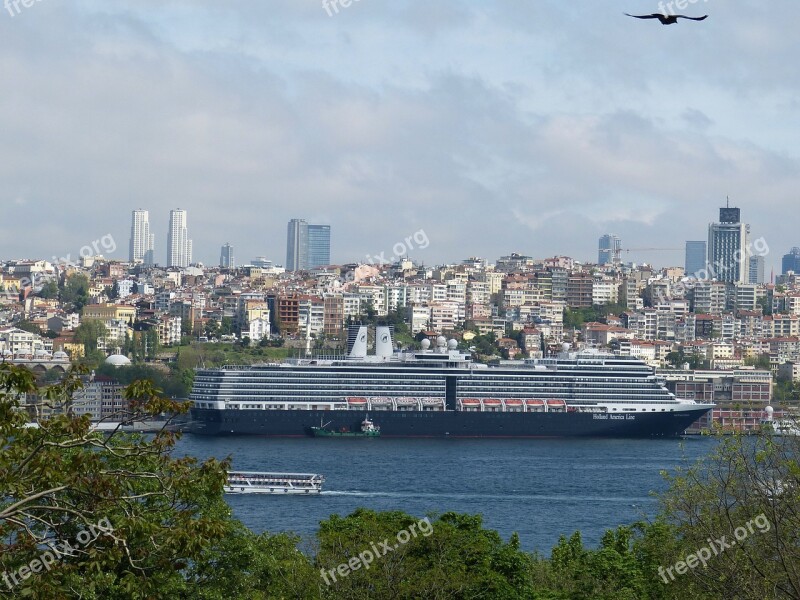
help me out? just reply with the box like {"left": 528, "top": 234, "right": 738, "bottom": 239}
{"left": 7, "top": 203, "right": 797, "bottom": 274}
{"left": 2, "top": 3, "right": 799, "bottom": 270}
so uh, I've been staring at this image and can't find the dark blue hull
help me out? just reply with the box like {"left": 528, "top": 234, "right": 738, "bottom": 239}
{"left": 189, "top": 407, "right": 710, "bottom": 438}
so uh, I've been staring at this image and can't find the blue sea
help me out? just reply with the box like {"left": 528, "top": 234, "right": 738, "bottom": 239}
{"left": 176, "top": 435, "right": 717, "bottom": 553}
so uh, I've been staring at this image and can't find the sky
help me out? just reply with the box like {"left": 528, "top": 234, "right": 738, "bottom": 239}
{"left": 1, "top": 0, "right": 798, "bottom": 273}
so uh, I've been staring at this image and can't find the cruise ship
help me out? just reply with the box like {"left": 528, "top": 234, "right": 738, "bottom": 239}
{"left": 189, "top": 326, "right": 713, "bottom": 438}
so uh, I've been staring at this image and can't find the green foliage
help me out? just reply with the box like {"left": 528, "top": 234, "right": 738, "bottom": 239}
{"left": 0, "top": 365, "right": 233, "bottom": 599}
{"left": 13, "top": 320, "right": 43, "bottom": 335}
{"left": 317, "top": 509, "right": 534, "bottom": 599}
{"left": 774, "top": 379, "right": 800, "bottom": 406}
{"left": 105, "top": 280, "right": 120, "bottom": 300}
{"left": 665, "top": 348, "right": 707, "bottom": 370}
{"left": 658, "top": 432, "right": 800, "bottom": 598}
{"left": 61, "top": 274, "right": 90, "bottom": 311}
{"left": 188, "top": 521, "right": 318, "bottom": 599}
{"left": 94, "top": 363, "right": 192, "bottom": 399}
{"left": 38, "top": 280, "right": 59, "bottom": 300}
{"left": 175, "top": 344, "right": 291, "bottom": 372}
{"left": 470, "top": 332, "right": 499, "bottom": 358}
{"left": 744, "top": 354, "right": 771, "bottom": 370}
{"left": 564, "top": 303, "right": 627, "bottom": 330}
{"left": 74, "top": 319, "right": 109, "bottom": 355}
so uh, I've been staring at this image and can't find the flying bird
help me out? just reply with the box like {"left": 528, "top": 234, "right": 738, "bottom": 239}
{"left": 625, "top": 13, "right": 708, "bottom": 25}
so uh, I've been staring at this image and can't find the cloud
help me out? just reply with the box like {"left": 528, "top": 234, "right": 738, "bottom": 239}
{"left": 0, "top": 1, "right": 798, "bottom": 274}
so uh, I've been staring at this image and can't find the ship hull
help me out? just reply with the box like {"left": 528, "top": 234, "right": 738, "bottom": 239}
{"left": 189, "top": 407, "right": 710, "bottom": 438}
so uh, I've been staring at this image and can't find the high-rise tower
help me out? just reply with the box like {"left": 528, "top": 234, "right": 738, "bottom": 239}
{"left": 167, "top": 209, "right": 192, "bottom": 268}
{"left": 129, "top": 209, "right": 155, "bottom": 265}
{"left": 708, "top": 204, "right": 749, "bottom": 283}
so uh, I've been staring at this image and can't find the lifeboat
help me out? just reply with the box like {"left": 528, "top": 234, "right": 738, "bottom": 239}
{"left": 547, "top": 399, "right": 567, "bottom": 409}
{"left": 505, "top": 399, "right": 524, "bottom": 406}
{"left": 483, "top": 399, "right": 502, "bottom": 406}
{"left": 347, "top": 397, "right": 368, "bottom": 406}
{"left": 369, "top": 397, "right": 392, "bottom": 405}
{"left": 460, "top": 398, "right": 481, "bottom": 406}
{"left": 525, "top": 399, "right": 545, "bottom": 406}
{"left": 396, "top": 397, "right": 418, "bottom": 405}
{"left": 422, "top": 397, "right": 444, "bottom": 405}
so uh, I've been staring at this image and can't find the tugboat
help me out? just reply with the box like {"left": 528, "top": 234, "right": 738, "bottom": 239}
{"left": 311, "top": 415, "right": 381, "bottom": 438}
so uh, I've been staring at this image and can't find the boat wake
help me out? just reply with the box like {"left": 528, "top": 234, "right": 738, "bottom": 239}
{"left": 321, "top": 490, "right": 649, "bottom": 502}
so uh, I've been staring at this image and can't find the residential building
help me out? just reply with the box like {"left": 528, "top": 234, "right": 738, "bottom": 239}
{"left": 167, "top": 209, "right": 192, "bottom": 268}
{"left": 129, "top": 209, "right": 155, "bottom": 265}
{"left": 71, "top": 378, "right": 127, "bottom": 420}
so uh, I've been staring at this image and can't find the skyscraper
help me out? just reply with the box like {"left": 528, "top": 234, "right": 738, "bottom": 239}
{"left": 286, "top": 219, "right": 308, "bottom": 271}
{"left": 708, "top": 205, "right": 749, "bottom": 283}
{"left": 129, "top": 209, "right": 155, "bottom": 265}
{"left": 220, "top": 243, "right": 235, "bottom": 269}
{"left": 307, "top": 225, "right": 331, "bottom": 268}
{"left": 598, "top": 234, "right": 621, "bottom": 265}
{"left": 684, "top": 241, "right": 707, "bottom": 278}
{"left": 285, "top": 220, "right": 332, "bottom": 271}
{"left": 167, "top": 209, "right": 192, "bottom": 268}
{"left": 748, "top": 255, "right": 765, "bottom": 284}
{"left": 783, "top": 247, "right": 800, "bottom": 274}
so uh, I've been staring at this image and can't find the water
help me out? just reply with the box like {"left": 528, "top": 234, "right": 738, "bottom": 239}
{"left": 176, "top": 434, "right": 717, "bottom": 553}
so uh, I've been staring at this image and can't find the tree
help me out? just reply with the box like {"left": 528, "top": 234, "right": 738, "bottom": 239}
{"left": 316, "top": 509, "right": 535, "bottom": 598}
{"left": 220, "top": 317, "right": 234, "bottom": 336}
{"left": 60, "top": 274, "right": 90, "bottom": 311}
{"left": 181, "top": 318, "right": 193, "bottom": 337}
{"left": 657, "top": 432, "right": 800, "bottom": 598}
{"left": 744, "top": 354, "right": 771, "bottom": 370}
{"left": 38, "top": 280, "right": 59, "bottom": 300}
{"left": 757, "top": 296, "right": 773, "bottom": 316}
{"left": 204, "top": 319, "right": 220, "bottom": 339}
{"left": 13, "top": 320, "right": 43, "bottom": 335}
{"left": 0, "top": 365, "right": 234, "bottom": 598}
{"left": 74, "top": 319, "right": 109, "bottom": 355}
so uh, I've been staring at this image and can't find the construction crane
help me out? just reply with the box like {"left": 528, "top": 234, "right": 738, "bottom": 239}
{"left": 599, "top": 247, "right": 683, "bottom": 264}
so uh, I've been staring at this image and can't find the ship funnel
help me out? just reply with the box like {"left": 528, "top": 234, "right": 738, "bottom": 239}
{"left": 375, "top": 326, "right": 395, "bottom": 358}
{"left": 347, "top": 325, "right": 368, "bottom": 359}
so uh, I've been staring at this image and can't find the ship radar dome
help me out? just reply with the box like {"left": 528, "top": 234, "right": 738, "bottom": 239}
{"left": 562, "top": 343, "right": 571, "bottom": 353}
{"left": 420, "top": 339, "right": 431, "bottom": 350}
{"left": 447, "top": 339, "right": 458, "bottom": 350}
{"left": 765, "top": 405, "right": 774, "bottom": 415}
{"left": 436, "top": 336, "right": 447, "bottom": 348}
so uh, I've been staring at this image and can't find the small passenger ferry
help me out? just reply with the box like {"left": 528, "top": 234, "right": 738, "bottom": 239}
{"left": 224, "top": 472, "right": 325, "bottom": 495}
